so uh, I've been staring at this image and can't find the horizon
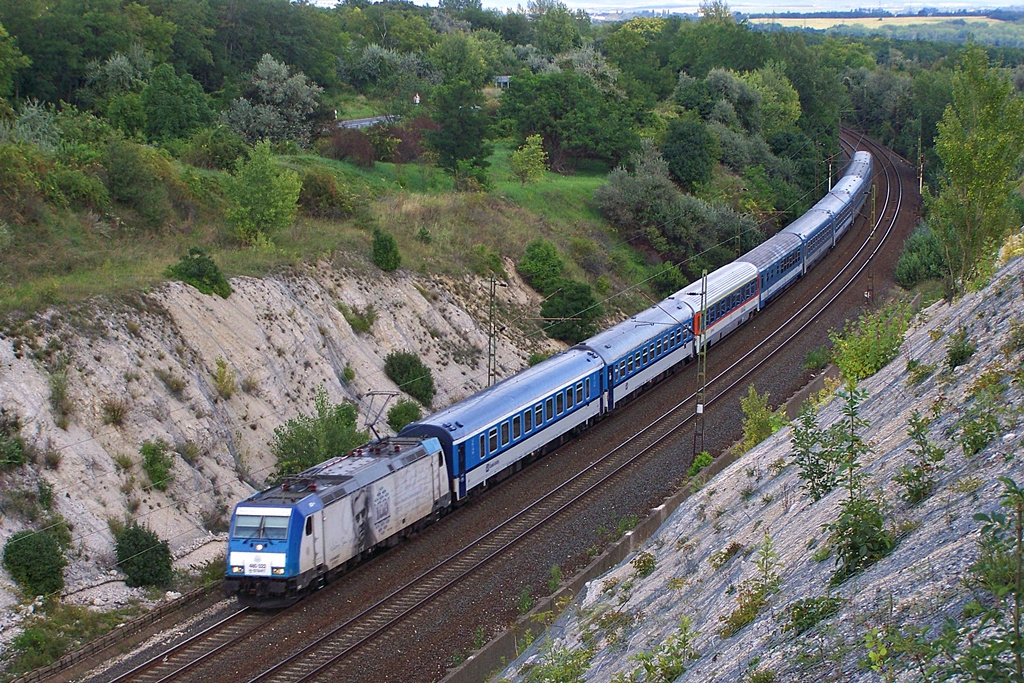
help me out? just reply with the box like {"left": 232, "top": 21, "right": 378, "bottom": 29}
{"left": 308, "top": 0, "right": 1024, "bottom": 15}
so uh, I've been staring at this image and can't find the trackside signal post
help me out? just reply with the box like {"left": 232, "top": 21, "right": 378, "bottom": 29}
{"left": 692, "top": 271, "right": 708, "bottom": 458}
{"left": 487, "top": 275, "right": 507, "bottom": 387}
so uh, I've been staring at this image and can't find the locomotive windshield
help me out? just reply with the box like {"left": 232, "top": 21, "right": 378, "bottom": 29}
{"left": 233, "top": 514, "right": 289, "bottom": 540}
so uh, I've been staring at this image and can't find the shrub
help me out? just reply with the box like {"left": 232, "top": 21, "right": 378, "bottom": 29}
{"left": 384, "top": 351, "right": 435, "bottom": 407}
{"left": 213, "top": 358, "right": 236, "bottom": 399}
{"left": 893, "top": 410, "right": 945, "bottom": 504}
{"left": 371, "top": 227, "right": 402, "bottom": 272}
{"left": 547, "top": 564, "right": 562, "bottom": 592}
{"left": 631, "top": 550, "right": 656, "bottom": 578}
{"left": 0, "top": 142, "right": 46, "bottom": 224}
{"left": 827, "top": 494, "right": 894, "bottom": 586}
{"left": 517, "top": 238, "right": 564, "bottom": 295}
{"left": 803, "top": 345, "right": 830, "bottom": 371}
{"left": 894, "top": 224, "right": 946, "bottom": 289}
{"left": 102, "top": 138, "right": 172, "bottom": 227}
{"left": 946, "top": 326, "right": 976, "bottom": 371}
{"left": 140, "top": 439, "right": 174, "bottom": 491}
{"left": 101, "top": 398, "right": 127, "bottom": 426}
{"left": 298, "top": 169, "right": 354, "bottom": 219}
{"left": 540, "top": 279, "right": 603, "bottom": 344}
{"left": 830, "top": 301, "right": 910, "bottom": 381}
{"left": 337, "top": 302, "right": 376, "bottom": 334}
{"left": 115, "top": 523, "right": 173, "bottom": 588}
{"left": 180, "top": 125, "right": 247, "bottom": 170}
{"left": 0, "top": 408, "right": 27, "bottom": 469}
{"left": 687, "top": 451, "right": 713, "bottom": 478}
{"left": 709, "top": 541, "right": 743, "bottom": 570}
{"left": 2, "top": 530, "right": 66, "bottom": 596}
{"left": 316, "top": 128, "right": 375, "bottom": 167}
{"left": 791, "top": 406, "right": 841, "bottom": 502}
{"left": 784, "top": 596, "right": 844, "bottom": 634}
{"left": 739, "top": 385, "right": 786, "bottom": 452}
{"left": 271, "top": 386, "right": 368, "bottom": 479}
{"left": 166, "top": 248, "right": 232, "bottom": 298}
{"left": 48, "top": 165, "right": 109, "bottom": 211}
{"left": 225, "top": 141, "right": 301, "bottom": 245}
{"left": 387, "top": 399, "right": 422, "bottom": 432}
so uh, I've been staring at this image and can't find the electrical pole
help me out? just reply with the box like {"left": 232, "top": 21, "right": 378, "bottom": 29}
{"left": 692, "top": 270, "right": 708, "bottom": 459}
{"left": 487, "top": 275, "right": 507, "bottom": 387}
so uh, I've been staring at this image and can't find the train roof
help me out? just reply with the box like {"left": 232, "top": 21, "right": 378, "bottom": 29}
{"left": 780, "top": 207, "right": 834, "bottom": 240}
{"left": 581, "top": 292, "right": 693, "bottom": 364}
{"left": 674, "top": 262, "right": 759, "bottom": 305}
{"left": 400, "top": 348, "right": 602, "bottom": 445}
{"left": 737, "top": 232, "right": 803, "bottom": 272}
{"left": 239, "top": 437, "right": 440, "bottom": 508}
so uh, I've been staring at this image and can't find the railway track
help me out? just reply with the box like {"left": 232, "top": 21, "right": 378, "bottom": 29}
{"left": 81, "top": 132, "right": 912, "bottom": 683}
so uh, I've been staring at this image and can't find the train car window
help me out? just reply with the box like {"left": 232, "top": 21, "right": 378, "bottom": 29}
{"left": 489, "top": 428, "right": 498, "bottom": 453}
{"left": 546, "top": 397, "right": 554, "bottom": 420}
{"left": 656, "top": 339, "right": 662, "bottom": 355}
{"left": 305, "top": 517, "right": 313, "bottom": 536}
{"left": 439, "top": 450, "right": 444, "bottom": 468}
{"left": 556, "top": 392, "right": 564, "bottom": 414}
{"left": 627, "top": 356, "right": 633, "bottom": 373}
{"left": 642, "top": 347, "right": 648, "bottom": 365}
{"left": 576, "top": 382, "right": 583, "bottom": 403}
{"left": 537, "top": 404, "right": 544, "bottom": 425}
{"left": 264, "top": 516, "right": 289, "bottom": 540}
{"left": 501, "top": 422, "right": 510, "bottom": 446}
{"left": 513, "top": 415, "right": 521, "bottom": 439}
{"left": 620, "top": 361, "right": 626, "bottom": 376}
{"left": 635, "top": 351, "right": 641, "bottom": 366}
{"left": 478, "top": 436, "right": 484, "bottom": 462}
{"left": 567, "top": 388, "right": 574, "bottom": 409}
{"left": 585, "top": 378, "right": 591, "bottom": 397}
{"left": 525, "top": 409, "right": 533, "bottom": 432}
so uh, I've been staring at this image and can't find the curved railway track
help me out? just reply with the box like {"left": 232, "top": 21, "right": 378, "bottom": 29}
{"left": 79, "top": 132, "right": 913, "bottom": 683}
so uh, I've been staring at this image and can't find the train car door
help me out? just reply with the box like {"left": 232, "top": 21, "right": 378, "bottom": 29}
{"left": 303, "top": 511, "right": 323, "bottom": 575}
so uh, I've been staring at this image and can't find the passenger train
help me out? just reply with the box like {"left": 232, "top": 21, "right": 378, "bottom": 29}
{"left": 225, "top": 151, "right": 873, "bottom": 607}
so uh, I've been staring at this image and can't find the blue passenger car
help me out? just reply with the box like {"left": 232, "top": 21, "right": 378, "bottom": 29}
{"left": 782, "top": 208, "right": 835, "bottom": 271}
{"left": 400, "top": 349, "right": 604, "bottom": 500}
{"left": 737, "top": 232, "right": 804, "bottom": 307}
{"left": 580, "top": 293, "right": 695, "bottom": 410}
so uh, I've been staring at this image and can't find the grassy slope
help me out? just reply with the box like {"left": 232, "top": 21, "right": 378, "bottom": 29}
{"left": 0, "top": 142, "right": 650, "bottom": 323}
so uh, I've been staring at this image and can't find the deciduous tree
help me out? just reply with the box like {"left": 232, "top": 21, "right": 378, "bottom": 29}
{"left": 510, "top": 134, "right": 547, "bottom": 186}
{"left": 931, "top": 45, "right": 1024, "bottom": 296}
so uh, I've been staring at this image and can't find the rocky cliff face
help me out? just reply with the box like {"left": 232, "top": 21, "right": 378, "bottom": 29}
{"left": 0, "top": 258, "right": 559, "bottom": 621}
{"left": 499, "top": 259, "right": 1024, "bottom": 682}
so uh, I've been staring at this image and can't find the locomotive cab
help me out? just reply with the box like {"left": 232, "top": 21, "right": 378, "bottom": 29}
{"left": 225, "top": 495, "right": 324, "bottom": 608}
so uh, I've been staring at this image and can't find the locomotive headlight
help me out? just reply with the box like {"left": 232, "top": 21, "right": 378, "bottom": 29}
{"left": 231, "top": 565, "right": 244, "bottom": 573}
{"left": 272, "top": 567, "right": 285, "bottom": 575}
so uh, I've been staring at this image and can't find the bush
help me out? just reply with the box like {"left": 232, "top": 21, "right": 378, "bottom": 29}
{"left": 688, "top": 451, "right": 713, "bottom": 478}
{"left": 271, "top": 386, "right": 368, "bottom": 479}
{"left": 540, "top": 279, "right": 603, "bottom": 344}
{"left": 0, "top": 142, "right": 46, "bottom": 224}
{"left": 213, "top": 358, "right": 236, "bottom": 399}
{"left": 517, "top": 238, "right": 564, "bottom": 295}
{"left": 390, "top": 116, "right": 438, "bottom": 163}
{"left": 316, "top": 128, "right": 375, "bottom": 167}
{"left": 946, "top": 326, "right": 976, "bottom": 370}
{"left": 115, "top": 523, "right": 173, "bottom": 588}
{"left": 387, "top": 399, "right": 422, "bottom": 432}
{"left": 371, "top": 227, "right": 402, "bottom": 272}
{"left": 140, "top": 439, "right": 174, "bottom": 491}
{"left": 739, "top": 385, "right": 786, "bottom": 452}
{"left": 894, "top": 224, "right": 946, "bottom": 289}
{"left": 180, "top": 125, "right": 246, "bottom": 170}
{"left": 384, "top": 351, "right": 435, "bottom": 407}
{"left": 225, "top": 141, "right": 301, "bottom": 245}
{"left": 298, "top": 169, "right": 354, "bottom": 219}
{"left": 0, "top": 408, "right": 27, "bottom": 470}
{"left": 2, "top": 530, "right": 66, "bottom": 596}
{"left": 784, "top": 596, "right": 844, "bottom": 634}
{"left": 830, "top": 301, "right": 910, "bottom": 381}
{"left": 103, "top": 138, "right": 172, "bottom": 227}
{"left": 166, "top": 248, "right": 232, "bottom": 298}
{"left": 662, "top": 116, "right": 717, "bottom": 190}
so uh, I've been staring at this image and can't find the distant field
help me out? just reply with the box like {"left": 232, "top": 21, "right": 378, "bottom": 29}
{"left": 749, "top": 15, "right": 1003, "bottom": 29}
